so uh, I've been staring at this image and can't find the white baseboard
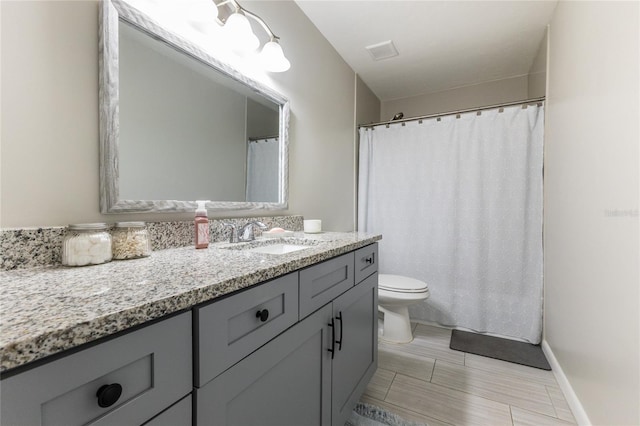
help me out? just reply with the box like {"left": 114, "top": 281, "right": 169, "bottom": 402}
{"left": 541, "top": 340, "right": 591, "bottom": 426}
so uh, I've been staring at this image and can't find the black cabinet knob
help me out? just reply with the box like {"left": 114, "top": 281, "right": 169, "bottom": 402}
{"left": 96, "top": 383, "right": 122, "bottom": 408}
{"left": 256, "top": 309, "right": 269, "bottom": 322}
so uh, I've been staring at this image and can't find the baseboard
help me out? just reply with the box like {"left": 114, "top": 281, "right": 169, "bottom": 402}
{"left": 541, "top": 340, "right": 591, "bottom": 426}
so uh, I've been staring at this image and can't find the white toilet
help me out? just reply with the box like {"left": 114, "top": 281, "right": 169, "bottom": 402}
{"left": 378, "top": 274, "right": 430, "bottom": 343}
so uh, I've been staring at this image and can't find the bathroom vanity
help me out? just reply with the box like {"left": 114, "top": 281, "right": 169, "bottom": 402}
{"left": 0, "top": 232, "right": 380, "bottom": 426}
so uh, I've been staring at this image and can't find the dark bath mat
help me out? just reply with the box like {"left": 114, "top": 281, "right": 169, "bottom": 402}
{"left": 450, "top": 329, "right": 551, "bottom": 370}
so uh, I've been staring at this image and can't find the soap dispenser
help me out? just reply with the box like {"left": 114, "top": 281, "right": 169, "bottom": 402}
{"left": 195, "top": 200, "right": 209, "bottom": 249}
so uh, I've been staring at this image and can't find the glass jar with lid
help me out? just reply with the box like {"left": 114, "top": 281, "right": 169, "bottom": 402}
{"left": 62, "top": 223, "right": 113, "bottom": 266}
{"left": 111, "top": 222, "right": 152, "bottom": 260}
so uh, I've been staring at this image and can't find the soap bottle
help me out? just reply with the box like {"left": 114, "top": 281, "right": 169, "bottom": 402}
{"left": 195, "top": 200, "right": 209, "bottom": 249}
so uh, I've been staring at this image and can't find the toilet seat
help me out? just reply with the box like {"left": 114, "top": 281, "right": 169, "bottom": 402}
{"left": 379, "top": 274, "right": 428, "bottom": 293}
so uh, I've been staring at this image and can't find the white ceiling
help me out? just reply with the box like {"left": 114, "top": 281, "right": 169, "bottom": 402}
{"left": 294, "top": 1, "right": 558, "bottom": 101}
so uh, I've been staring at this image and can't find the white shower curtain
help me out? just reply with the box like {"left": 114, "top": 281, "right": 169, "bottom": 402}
{"left": 358, "top": 104, "right": 544, "bottom": 343}
{"left": 246, "top": 137, "right": 279, "bottom": 203}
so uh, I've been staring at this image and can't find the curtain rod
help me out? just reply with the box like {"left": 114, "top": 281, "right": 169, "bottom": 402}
{"left": 358, "top": 96, "right": 545, "bottom": 129}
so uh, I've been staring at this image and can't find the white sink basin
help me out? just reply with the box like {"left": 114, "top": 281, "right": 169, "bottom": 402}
{"left": 246, "top": 244, "right": 311, "bottom": 255}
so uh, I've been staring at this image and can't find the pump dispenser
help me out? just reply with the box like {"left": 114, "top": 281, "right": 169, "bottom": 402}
{"left": 195, "top": 200, "right": 209, "bottom": 249}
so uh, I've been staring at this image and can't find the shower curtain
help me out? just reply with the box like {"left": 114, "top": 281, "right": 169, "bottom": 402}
{"left": 358, "top": 104, "right": 544, "bottom": 343}
{"left": 246, "top": 137, "right": 279, "bottom": 203}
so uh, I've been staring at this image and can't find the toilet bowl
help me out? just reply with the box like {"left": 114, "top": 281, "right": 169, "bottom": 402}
{"left": 378, "top": 274, "right": 430, "bottom": 343}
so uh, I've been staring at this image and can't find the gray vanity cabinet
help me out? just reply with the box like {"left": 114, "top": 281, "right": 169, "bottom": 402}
{"left": 1, "top": 242, "right": 379, "bottom": 426}
{"left": 196, "top": 244, "right": 379, "bottom": 426}
{"left": 0, "top": 312, "right": 192, "bottom": 426}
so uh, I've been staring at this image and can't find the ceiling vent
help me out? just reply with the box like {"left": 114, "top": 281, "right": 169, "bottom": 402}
{"left": 365, "top": 40, "right": 399, "bottom": 61}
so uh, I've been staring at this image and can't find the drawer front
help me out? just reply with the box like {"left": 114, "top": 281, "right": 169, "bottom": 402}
{"left": 197, "top": 272, "right": 299, "bottom": 386}
{"left": 354, "top": 243, "right": 378, "bottom": 284}
{"left": 299, "top": 252, "right": 354, "bottom": 319}
{"left": 1, "top": 312, "right": 192, "bottom": 426}
{"left": 142, "top": 394, "right": 192, "bottom": 426}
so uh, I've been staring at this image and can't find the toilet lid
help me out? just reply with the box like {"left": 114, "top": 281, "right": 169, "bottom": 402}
{"left": 379, "top": 274, "right": 428, "bottom": 293}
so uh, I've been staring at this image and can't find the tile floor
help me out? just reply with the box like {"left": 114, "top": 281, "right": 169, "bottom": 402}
{"left": 361, "top": 323, "right": 577, "bottom": 426}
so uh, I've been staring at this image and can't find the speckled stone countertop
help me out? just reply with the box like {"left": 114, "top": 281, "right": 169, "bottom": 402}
{"left": 0, "top": 231, "right": 381, "bottom": 373}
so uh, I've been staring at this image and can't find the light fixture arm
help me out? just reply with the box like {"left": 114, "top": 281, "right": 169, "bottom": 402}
{"left": 241, "top": 8, "right": 279, "bottom": 41}
{"left": 221, "top": 0, "right": 280, "bottom": 41}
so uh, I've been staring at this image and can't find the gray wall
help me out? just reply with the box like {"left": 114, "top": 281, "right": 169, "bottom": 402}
{"left": 355, "top": 75, "right": 381, "bottom": 128}
{"left": 380, "top": 74, "right": 529, "bottom": 120}
{"left": 244, "top": 1, "right": 357, "bottom": 232}
{"left": 1, "top": 0, "right": 358, "bottom": 231}
{"left": 544, "top": 1, "right": 639, "bottom": 424}
{"left": 528, "top": 29, "right": 548, "bottom": 99}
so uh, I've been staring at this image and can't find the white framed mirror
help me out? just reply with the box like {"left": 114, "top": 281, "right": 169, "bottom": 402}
{"left": 99, "top": 0, "right": 289, "bottom": 213}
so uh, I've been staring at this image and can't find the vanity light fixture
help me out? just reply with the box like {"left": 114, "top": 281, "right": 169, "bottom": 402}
{"left": 213, "top": 0, "right": 290, "bottom": 72}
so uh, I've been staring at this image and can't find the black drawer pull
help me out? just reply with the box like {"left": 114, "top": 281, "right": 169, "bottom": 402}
{"left": 96, "top": 383, "right": 122, "bottom": 408}
{"left": 336, "top": 311, "right": 343, "bottom": 351}
{"left": 363, "top": 255, "right": 374, "bottom": 264}
{"left": 328, "top": 318, "right": 335, "bottom": 359}
{"left": 256, "top": 309, "right": 269, "bottom": 322}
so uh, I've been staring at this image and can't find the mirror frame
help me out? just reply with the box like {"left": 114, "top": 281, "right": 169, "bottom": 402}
{"left": 99, "top": 0, "right": 290, "bottom": 213}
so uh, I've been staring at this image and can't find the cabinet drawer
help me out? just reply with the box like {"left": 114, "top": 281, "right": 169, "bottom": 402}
{"left": 196, "top": 272, "right": 298, "bottom": 386}
{"left": 0, "top": 312, "right": 192, "bottom": 426}
{"left": 354, "top": 243, "right": 378, "bottom": 284}
{"left": 299, "top": 252, "right": 354, "bottom": 319}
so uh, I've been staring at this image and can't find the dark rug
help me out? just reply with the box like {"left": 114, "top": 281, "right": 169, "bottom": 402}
{"left": 450, "top": 329, "right": 551, "bottom": 370}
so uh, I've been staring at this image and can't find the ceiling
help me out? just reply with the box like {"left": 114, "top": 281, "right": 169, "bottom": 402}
{"left": 294, "top": 1, "right": 558, "bottom": 101}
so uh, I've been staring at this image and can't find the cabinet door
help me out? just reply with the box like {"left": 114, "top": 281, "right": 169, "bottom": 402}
{"left": 331, "top": 273, "right": 378, "bottom": 426}
{"left": 197, "top": 304, "right": 333, "bottom": 426}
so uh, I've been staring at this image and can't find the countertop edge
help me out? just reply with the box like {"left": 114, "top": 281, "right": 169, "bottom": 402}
{"left": 1, "top": 233, "right": 381, "bottom": 374}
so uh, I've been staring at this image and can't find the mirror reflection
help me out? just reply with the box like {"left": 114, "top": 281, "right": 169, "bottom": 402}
{"left": 119, "top": 20, "right": 280, "bottom": 203}
{"left": 99, "top": 0, "right": 289, "bottom": 213}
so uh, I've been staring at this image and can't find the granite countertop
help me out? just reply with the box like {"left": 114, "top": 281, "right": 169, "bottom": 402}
{"left": 0, "top": 231, "right": 381, "bottom": 373}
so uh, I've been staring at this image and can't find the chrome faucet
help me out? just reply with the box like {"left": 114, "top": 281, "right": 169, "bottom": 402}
{"left": 223, "top": 221, "right": 268, "bottom": 243}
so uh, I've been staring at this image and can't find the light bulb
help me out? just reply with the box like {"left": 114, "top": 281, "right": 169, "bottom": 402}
{"left": 224, "top": 12, "right": 259, "bottom": 54}
{"left": 260, "top": 40, "right": 291, "bottom": 72}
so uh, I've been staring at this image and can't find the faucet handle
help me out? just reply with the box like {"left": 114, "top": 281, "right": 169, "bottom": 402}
{"left": 222, "top": 222, "right": 239, "bottom": 243}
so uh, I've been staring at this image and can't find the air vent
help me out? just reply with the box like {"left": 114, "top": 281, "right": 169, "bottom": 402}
{"left": 365, "top": 40, "right": 399, "bottom": 61}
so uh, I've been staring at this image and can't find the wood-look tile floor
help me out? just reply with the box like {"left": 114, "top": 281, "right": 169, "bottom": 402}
{"left": 361, "top": 323, "right": 577, "bottom": 426}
